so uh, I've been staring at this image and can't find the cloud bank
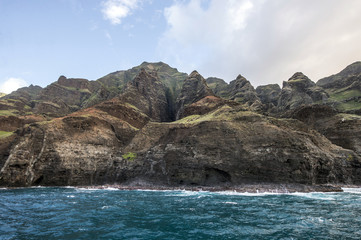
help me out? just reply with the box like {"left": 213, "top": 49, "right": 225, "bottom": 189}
{"left": 0, "top": 78, "right": 28, "bottom": 94}
{"left": 102, "top": 0, "right": 140, "bottom": 25}
{"left": 159, "top": 0, "right": 361, "bottom": 86}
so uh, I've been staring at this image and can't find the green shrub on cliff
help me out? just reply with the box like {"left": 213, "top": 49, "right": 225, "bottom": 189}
{"left": 0, "top": 131, "right": 14, "bottom": 139}
{"left": 122, "top": 152, "right": 137, "bottom": 161}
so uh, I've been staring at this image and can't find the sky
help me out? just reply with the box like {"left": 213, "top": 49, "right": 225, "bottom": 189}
{"left": 1, "top": 0, "right": 361, "bottom": 94}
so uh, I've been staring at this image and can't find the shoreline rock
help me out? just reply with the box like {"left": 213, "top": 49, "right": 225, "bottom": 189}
{"left": 1, "top": 183, "right": 351, "bottom": 193}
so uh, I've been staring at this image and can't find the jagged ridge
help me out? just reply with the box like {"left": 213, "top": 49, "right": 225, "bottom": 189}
{"left": 1, "top": 61, "right": 361, "bottom": 189}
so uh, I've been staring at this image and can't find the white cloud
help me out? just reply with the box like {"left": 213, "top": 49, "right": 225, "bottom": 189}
{"left": 101, "top": 0, "right": 140, "bottom": 25}
{"left": 0, "top": 78, "right": 28, "bottom": 94}
{"left": 159, "top": 0, "right": 361, "bottom": 86}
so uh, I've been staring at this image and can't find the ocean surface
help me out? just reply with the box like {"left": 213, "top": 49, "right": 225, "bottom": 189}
{"left": 1, "top": 187, "right": 361, "bottom": 240}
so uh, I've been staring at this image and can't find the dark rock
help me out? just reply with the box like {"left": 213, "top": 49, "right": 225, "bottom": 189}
{"left": 316, "top": 62, "right": 361, "bottom": 114}
{"left": 290, "top": 104, "right": 361, "bottom": 155}
{"left": 182, "top": 96, "right": 240, "bottom": 118}
{"left": 317, "top": 61, "right": 361, "bottom": 88}
{"left": 277, "top": 72, "right": 328, "bottom": 111}
{"left": 1, "top": 61, "right": 361, "bottom": 190}
{"left": 256, "top": 84, "right": 281, "bottom": 106}
{"left": 119, "top": 68, "right": 172, "bottom": 122}
{"left": 226, "top": 74, "right": 260, "bottom": 105}
{"left": 1, "top": 104, "right": 360, "bottom": 187}
{"left": 206, "top": 77, "right": 229, "bottom": 98}
{"left": 175, "top": 71, "right": 215, "bottom": 119}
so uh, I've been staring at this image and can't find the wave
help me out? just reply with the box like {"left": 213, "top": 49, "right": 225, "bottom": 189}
{"left": 223, "top": 201, "right": 238, "bottom": 205}
{"left": 342, "top": 188, "right": 361, "bottom": 194}
{"left": 291, "top": 192, "right": 337, "bottom": 200}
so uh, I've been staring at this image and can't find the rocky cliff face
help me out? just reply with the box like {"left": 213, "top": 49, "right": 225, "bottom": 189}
{"left": 205, "top": 77, "right": 229, "bottom": 98}
{"left": 119, "top": 69, "right": 172, "bottom": 122}
{"left": 317, "top": 62, "right": 361, "bottom": 114}
{"left": 317, "top": 61, "right": 361, "bottom": 88}
{"left": 0, "top": 85, "right": 42, "bottom": 115}
{"left": 256, "top": 84, "right": 281, "bottom": 107}
{"left": 290, "top": 104, "right": 361, "bottom": 156}
{"left": 226, "top": 74, "right": 260, "bottom": 105}
{"left": 277, "top": 72, "right": 328, "bottom": 111}
{"left": 206, "top": 74, "right": 260, "bottom": 106}
{"left": 1, "top": 102, "right": 360, "bottom": 187}
{"left": 175, "top": 71, "right": 214, "bottom": 120}
{"left": 1, "top": 62, "right": 361, "bottom": 189}
{"left": 34, "top": 76, "right": 101, "bottom": 117}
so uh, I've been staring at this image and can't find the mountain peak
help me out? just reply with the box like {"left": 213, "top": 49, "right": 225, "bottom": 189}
{"left": 236, "top": 74, "right": 247, "bottom": 81}
{"left": 288, "top": 72, "right": 310, "bottom": 81}
{"left": 317, "top": 61, "right": 361, "bottom": 87}
{"left": 285, "top": 72, "right": 315, "bottom": 88}
{"left": 190, "top": 70, "right": 200, "bottom": 78}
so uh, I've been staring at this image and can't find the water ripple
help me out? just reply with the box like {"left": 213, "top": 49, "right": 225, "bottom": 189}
{"left": 1, "top": 188, "right": 361, "bottom": 239}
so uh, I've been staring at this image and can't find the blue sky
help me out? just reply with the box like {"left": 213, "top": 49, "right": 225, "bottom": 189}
{"left": 1, "top": 0, "right": 361, "bottom": 93}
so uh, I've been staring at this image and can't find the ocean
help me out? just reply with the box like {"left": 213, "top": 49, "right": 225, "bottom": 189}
{"left": 1, "top": 187, "right": 361, "bottom": 240}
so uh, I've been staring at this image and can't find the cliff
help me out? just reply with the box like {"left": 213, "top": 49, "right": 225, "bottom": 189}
{"left": 1, "top": 62, "right": 361, "bottom": 190}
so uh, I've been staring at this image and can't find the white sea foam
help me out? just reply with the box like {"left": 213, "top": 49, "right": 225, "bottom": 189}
{"left": 212, "top": 191, "right": 289, "bottom": 196}
{"left": 291, "top": 192, "right": 336, "bottom": 200}
{"left": 342, "top": 188, "right": 361, "bottom": 194}
{"left": 163, "top": 190, "right": 210, "bottom": 197}
{"left": 76, "top": 187, "right": 102, "bottom": 192}
{"left": 223, "top": 201, "right": 238, "bottom": 205}
{"left": 102, "top": 187, "right": 119, "bottom": 191}
{"left": 136, "top": 189, "right": 175, "bottom": 192}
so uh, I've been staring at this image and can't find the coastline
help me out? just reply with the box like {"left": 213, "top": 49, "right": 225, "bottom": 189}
{"left": 2, "top": 183, "right": 361, "bottom": 193}
{"left": 82, "top": 183, "right": 346, "bottom": 193}
{"left": 51, "top": 183, "right": 361, "bottom": 193}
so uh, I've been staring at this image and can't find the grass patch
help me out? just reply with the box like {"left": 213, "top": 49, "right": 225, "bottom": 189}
{"left": 122, "top": 152, "right": 137, "bottom": 161}
{"left": 174, "top": 106, "right": 261, "bottom": 125}
{"left": 329, "top": 89, "right": 361, "bottom": 101}
{"left": 175, "top": 114, "right": 202, "bottom": 124}
{"left": 288, "top": 78, "right": 305, "bottom": 83}
{"left": 336, "top": 101, "right": 361, "bottom": 111}
{"left": 0, "top": 100, "right": 16, "bottom": 107}
{"left": 42, "top": 101, "right": 61, "bottom": 108}
{"left": 0, "top": 131, "right": 14, "bottom": 139}
{"left": 0, "top": 110, "right": 18, "bottom": 116}
{"left": 336, "top": 113, "right": 361, "bottom": 120}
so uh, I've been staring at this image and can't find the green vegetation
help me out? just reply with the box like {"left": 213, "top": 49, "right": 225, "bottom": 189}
{"left": 54, "top": 83, "right": 91, "bottom": 94}
{"left": 174, "top": 106, "right": 260, "bottom": 125}
{"left": 329, "top": 89, "right": 361, "bottom": 101}
{"left": 0, "top": 131, "right": 14, "bottom": 139}
{"left": 175, "top": 114, "right": 202, "bottom": 123}
{"left": 0, "top": 92, "right": 6, "bottom": 98}
{"left": 42, "top": 101, "right": 61, "bottom": 108}
{"left": 125, "top": 103, "right": 141, "bottom": 111}
{"left": 122, "top": 152, "right": 137, "bottom": 161}
{"left": 346, "top": 154, "right": 353, "bottom": 162}
{"left": 337, "top": 113, "right": 361, "bottom": 120}
{"left": 336, "top": 101, "right": 361, "bottom": 111}
{"left": 0, "top": 100, "right": 16, "bottom": 107}
{"left": 0, "top": 110, "right": 18, "bottom": 116}
{"left": 324, "top": 88, "right": 361, "bottom": 112}
{"left": 288, "top": 78, "right": 305, "bottom": 83}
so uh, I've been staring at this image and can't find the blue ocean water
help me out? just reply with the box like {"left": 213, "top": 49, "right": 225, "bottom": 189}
{"left": 1, "top": 187, "right": 361, "bottom": 240}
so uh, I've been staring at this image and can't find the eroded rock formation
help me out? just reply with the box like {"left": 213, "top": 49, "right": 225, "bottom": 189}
{"left": 1, "top": 62, "right": 361, "bottom": 190}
